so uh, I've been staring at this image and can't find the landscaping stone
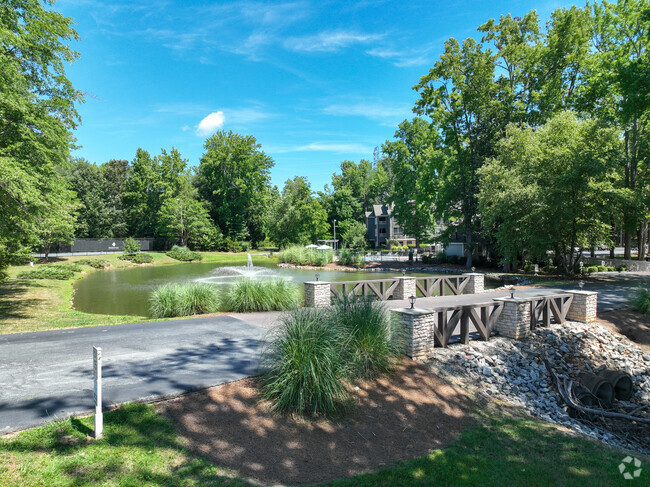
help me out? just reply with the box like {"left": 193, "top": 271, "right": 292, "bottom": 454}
{"left": 425, "top": 321, "right": 650, "bottom": 454}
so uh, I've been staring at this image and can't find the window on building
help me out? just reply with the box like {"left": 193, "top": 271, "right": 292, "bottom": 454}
{"left": 379, "top": 217, "right": 386, "bottom": 223}
{"left": 379, "top": 228, "right": 387, "bottom": 235}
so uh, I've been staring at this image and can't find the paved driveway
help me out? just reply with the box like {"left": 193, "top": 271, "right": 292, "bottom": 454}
{"left": 0, "top": 315, "right": 271, "bottom": 434}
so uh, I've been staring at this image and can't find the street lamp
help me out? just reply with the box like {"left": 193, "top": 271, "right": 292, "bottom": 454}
{"left": 333, "top": 219, "right": 337, "bottom": 251}
{"left": 409, "top": 295, "right": 416, "bottom": 309}
{"left": 509, "top": 286, "right": 516, "bottom": 299}
{"left": 578, "top": 280, "right": 584, "bottom": 290}
{"left": 315, "top": 273, "right": 320, "bottom": 281}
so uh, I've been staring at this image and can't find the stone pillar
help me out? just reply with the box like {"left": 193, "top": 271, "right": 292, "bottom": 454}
{"left": 565, "top": 291, "right": 598, "bottom": 323}
{"left": 493, "top": 298, "right": 531, "bottom": 339}
{"left": 393, "top": 276, "right": 417, "bottom": 300}
{"left": 390, "top": 308, "right": 435, "bottom": 360}
{"left": 462, "top": 273, "right": 484, "bottom": 294}
{"left": 304, "top": 281, "right": 331, "bottom": 308}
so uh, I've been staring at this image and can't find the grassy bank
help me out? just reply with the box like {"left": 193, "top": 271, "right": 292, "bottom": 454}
{"left": 0, "top": 402, "right": 642, "bottom": 486}
{"left": 0, "top": 252, "right": 274, "bottom": 335}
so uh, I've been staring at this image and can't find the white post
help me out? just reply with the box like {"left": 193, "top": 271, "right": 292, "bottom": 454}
{"left": 93, "top": 346, "right": 103, "bottom": 439}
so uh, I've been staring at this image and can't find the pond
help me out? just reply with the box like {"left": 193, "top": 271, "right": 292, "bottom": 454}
{"left": 72, "top": 257, "right": 499, "bottom": 317}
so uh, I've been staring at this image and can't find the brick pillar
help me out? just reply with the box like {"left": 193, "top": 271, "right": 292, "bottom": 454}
{"left": 304, "top": 281, "right": 331, "bottom": 308}
{"left": 565, "top": 291, "right": 598, "bottom": 322}
{"left": 393, "top": 276, "right": 417, "bottom": 300}
{"left": 390, "top": 308, "right": 435, "bottom": 360}
{"left": 493, "top": 298, "right": 531, "bottom": 339}
{"left": 462, "top": 273, "right": 484, "bottom": 294}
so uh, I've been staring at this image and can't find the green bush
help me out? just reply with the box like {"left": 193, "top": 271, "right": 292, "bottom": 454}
{"left": 17, "top": 265, "right": 77, "bottom": 280}
{"left": 149, "top": 282, "right": 219, "bottom": 318}
{"left": 543, "top": 265, "right": 558, "bottom": 274}
{"left": 523, "top": 263, "right": 535, "bottom": 273}
{"left": 132, "top": 253, "right": 153, "bottom": 264}
{"left": 123, "top": 237, "right": 141, "bottom": 254}
{"left": 220, "top": 278, "right": 299, "bottom": 312}
{"left": 616, "top": 265, "right": 628, "bottom": 272}
{"left": 597, "top": 265, "right": 607, "bottom": 272}
{"left": 331, "top": 297, "right": 403, "bottom": 379}
{"left": 631, "top": 286, "right": 650, "bottom": 314}
{"left": 338, "top": 248, "right": 357, "bottom": 266}
{"left": 167, "top": 245, "right": 203, "bottom": 262}
{"left": 260, "top": 308, "right": 352, "bottom": 418}
{"left": 606, "top": 266, "right": 615, "bottom": 272}
{"left": 277, "top": 245, "right": 334, "bottom": 266}
{"left": 76, "top": 259, "right": 108, "bottom": 269}
{"left": 584, "top": 265, "right": 599, "bottom": 273}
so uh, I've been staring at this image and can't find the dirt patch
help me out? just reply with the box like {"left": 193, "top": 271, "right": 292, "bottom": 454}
{"left": 595, "top": 308, "right": 650, "bottom": 353}
{"left": 159, "top": 359, "right": 473, "bottom": 485}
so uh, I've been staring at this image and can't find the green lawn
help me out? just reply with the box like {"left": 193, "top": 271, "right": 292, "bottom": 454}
{"left": 0, "top": 403, "right": 645, "bottom": 486}
{"left": 0, "top": 252, "right": 273, "bottom": 335}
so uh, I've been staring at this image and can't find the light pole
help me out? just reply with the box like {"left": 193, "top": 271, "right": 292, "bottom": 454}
{"left": 333, "top": 219, "right": 337, "bottom": 251}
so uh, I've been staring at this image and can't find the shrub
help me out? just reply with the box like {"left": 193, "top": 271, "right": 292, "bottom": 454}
{"left": 338, "top": 248, "right": 356, "bottom": 266}
{"left": 149, "top": 282, "right": 219, "bottom": 318}
{"left": 355, "top": 254, "right": 365, "bottom": 268}
{"left": 616, "top": 265, "right": 628, "bottom": 272}
{"left": 260, "top": 308, "right": 352, "bottom": 418}
{"left": 631, "top": 286, "right": 650, "bottom": 314}
{"left": 132, "top": 253, "right": 153, "bottom": 264}
{"left": 220, "top": 278, "right": 299, "bottom": 312}
{"left": 123, "top": 237, "right": 141, "bottom": 254}
{"left": 543, "top": 265, "right": 558, "bottom": 274}
{"left": 76, "top": 259, "right": 108, "bottom": 269}
{"left": 597, "top": 265, "right": 607, "bottom": 272}
{"left": 584, "top": 265, "right": 599, "bottom": 273}
{"left": 606, "top": 266, "right": 615, "bottom": 272}
{"left": 331, "top": 297, "right": 403, "bottom": 379}
{"left": 17, "top": 265, "right": 77, "bottom": 280}
{"left": 523, "top": 263, "right": 535, "bottom": 273}
{"left": 277, "top": 245, "right": 334, "bottom": 266}
{"left": 167, "top": 245, "right": 203, "bottom": 262}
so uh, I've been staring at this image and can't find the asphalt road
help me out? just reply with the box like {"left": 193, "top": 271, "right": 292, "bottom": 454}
{"left": 0, "top": 315, "right": 269, "bottom": 434}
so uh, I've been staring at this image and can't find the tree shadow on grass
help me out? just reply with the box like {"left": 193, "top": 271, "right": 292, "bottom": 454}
{"left": 0, "top": 280, "right": 42, "bottom": 323}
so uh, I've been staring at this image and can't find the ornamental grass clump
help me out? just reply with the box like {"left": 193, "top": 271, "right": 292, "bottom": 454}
{"left": 149, "top": 282, "right": 219, "bottom": 318}
{"left": 221, "top": 278, "right": 299, "bottom": 312}
{"left": 331, "top": 296, "right": 404, "bottom": 379}
{"left": 17, "top": 264, "right": 79, "bottom": 280}
{"left": 277, "top": 245, "right": 334, "bottom": 266}
{"left": 631, "top": 286, "right": 650, "bottom": 314}
{"left": 260, "top": 308, "right": 352, "bottom": 418}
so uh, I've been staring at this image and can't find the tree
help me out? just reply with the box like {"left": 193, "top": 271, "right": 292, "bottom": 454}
{"left": 157, "top": 194, "right": 216, "bottom": 248}
{"left": 0, "top": 0, "right": 81, "bottom": 272}
{"left": 339, "top": 220, "right": 368, "bottom": 249}
{"left": 382, "top": 118, "right": 439, "bottom": 248}
{"left": 123, "top": 148, "right": 161, "bottom": 237}
{"left": 478, "top": 112, "right": 621, "bottom": 273}
{"left": 37, "top": 182, "right": 78, "bottom": 261}
{"left": 196, "top": 131, "right": 274, "bottom": 243}
{"left": 270, "top": 177, "right": 329, "bottom": 248}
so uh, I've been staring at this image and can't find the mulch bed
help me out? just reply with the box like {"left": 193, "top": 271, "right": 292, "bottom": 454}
{"left": 159, "top": 359, "right": 473, "bottom": 485}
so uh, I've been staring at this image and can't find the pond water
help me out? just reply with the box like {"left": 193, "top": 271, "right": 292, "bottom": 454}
{"left": 72, "top": 257, "right": 498, "bottom": 317}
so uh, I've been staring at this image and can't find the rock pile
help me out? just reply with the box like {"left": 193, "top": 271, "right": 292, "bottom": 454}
{"left": 426, "top": 321, "right": 650, "bottom": 453}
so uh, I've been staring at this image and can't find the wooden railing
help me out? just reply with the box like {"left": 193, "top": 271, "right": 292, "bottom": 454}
{"left": 330, "top": 279, "right": 400, "bottom": 300}
{"left": 529, "top": 294, "right": 573, "bottom": 330}
{"left": 415, "top": 276, "right": 470, "bottom": 297}
{"left": 430, "top": 301, "right": 505, "bottom": 348}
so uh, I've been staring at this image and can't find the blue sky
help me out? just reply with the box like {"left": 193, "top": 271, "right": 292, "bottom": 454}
{"left": 58, "top": 0, "right": 570, "bottom": 191}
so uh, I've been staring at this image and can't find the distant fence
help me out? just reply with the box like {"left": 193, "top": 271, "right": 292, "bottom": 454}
{"left": 33, "top": 238, "right": 155, "bottom": 257}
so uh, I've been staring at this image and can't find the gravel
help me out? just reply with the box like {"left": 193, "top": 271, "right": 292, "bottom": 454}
{"left": 425, "top": 321, "right": 650, "bottom": 454}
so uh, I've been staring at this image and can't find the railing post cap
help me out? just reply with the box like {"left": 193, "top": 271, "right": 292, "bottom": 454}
{"left": 462, "top": 272, "right": 483, "bottom": 276}
{"left": 305, "top": 281, "right": 330, "bottom": 285}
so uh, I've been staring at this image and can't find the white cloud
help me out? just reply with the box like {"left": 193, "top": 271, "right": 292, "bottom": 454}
{"left": 285, "top": 30, "right": 383, "bottom": 52}
{"left": 323, "top": 102, "right": 412, "bottom": 123}
{"left": 196, "top": 111, "right": 225, "bottom": 136}
{"left": 273, "top": 142, "right": 373, "bottom": 154}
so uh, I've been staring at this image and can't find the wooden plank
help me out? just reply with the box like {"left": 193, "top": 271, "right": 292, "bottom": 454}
{"left": 460, "top": 309, "right": 469, "bottom": 344}
{"left": 367, "top": 282, "right": 382, "bottom": 299}
{"left": 385, "top": 280, "right": 399, "bottom": 299}
{"left": 458, "top": 277, "right": 470, "bottom": 294}
{"left": 468, "top": 307, "right": 488, "bottom": 340}
{"left": 549, "top": 298, "right": 563, "bottom": 324}
{"left": 487, "top": 303, "right": 504, "bottom": 332}
{"left": 330, "top": 286, "right": 342, "bottom": 300}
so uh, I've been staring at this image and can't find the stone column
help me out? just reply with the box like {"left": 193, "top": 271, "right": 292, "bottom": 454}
{"left": 493, "top": 297, "right": 531, "bottom": 339}
{"left": 393, "top": 276, "right": 417, "bottom": 300}
{"left": 462, "top": 273, "right": 484, "bottom": 294}
{"left": 390, "top": 308, "right": 435, "bottom": 360}
{"left": 304, "top": 281, "right": 331, "bottom": 308}
{"left": 565, "top": 291, "right": 598, "bottom": 323}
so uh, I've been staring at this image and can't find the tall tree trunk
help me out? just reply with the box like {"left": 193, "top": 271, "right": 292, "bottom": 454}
{"left": 639, "top": 221, "right": 648, "bottom": 260}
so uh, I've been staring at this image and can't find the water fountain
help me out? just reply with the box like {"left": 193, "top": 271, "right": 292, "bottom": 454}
{"left": 196, "top": 253, "right": 284, "bottom": 284}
